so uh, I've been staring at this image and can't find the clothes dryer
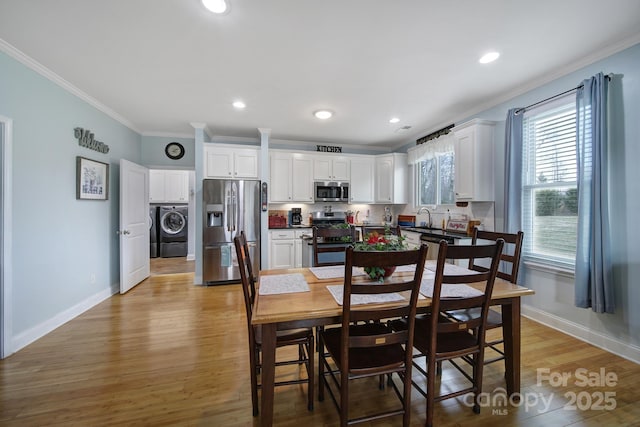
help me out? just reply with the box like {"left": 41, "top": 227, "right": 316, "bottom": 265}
{"left": 159, "top": 205, "right": 188, "bottom": 257}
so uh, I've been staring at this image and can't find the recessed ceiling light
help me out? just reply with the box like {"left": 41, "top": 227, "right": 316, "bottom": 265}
{"left": 479, "top": 51, "right": 500, "bottom": 64}
{"left": 314, "top": 110, "right": 333, "bottom": 120}
{"left": 232, "top": 101, "right": 246, "bottom": 109}
{"left": 389, "top": 117, "right": 400, "bottom": 124}
{"left": 202, "top": 0, "right": 228, "bottom": 14}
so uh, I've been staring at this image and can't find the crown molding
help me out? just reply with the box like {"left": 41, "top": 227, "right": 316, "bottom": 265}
{"left": 0, "top": 38, "right": 140, "bottom": 134}
{"left": 140, "top": 131, "right": 195, "bottom": 139}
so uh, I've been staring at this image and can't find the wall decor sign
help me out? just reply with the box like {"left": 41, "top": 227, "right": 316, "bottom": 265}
{"left": 76, "top": 156, "right": 109, "bottom": 200}
{"left": 316, "top": 145, "right": 342, "bottom": 153}
{"left": 74, "top": 127, "right": 110, "bottom": 153}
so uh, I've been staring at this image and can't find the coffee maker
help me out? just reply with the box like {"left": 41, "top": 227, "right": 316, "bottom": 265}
{"left": 291, "top": 208, "right": 302, "bottom": 225}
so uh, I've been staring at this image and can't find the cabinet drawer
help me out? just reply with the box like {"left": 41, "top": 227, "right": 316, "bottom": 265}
{"left": 269, "top": 230, "right": 295, "bottom": 240}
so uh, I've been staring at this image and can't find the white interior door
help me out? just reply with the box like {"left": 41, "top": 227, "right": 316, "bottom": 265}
{"left": 119, "top": 159, "right": 150, "bottom": 293}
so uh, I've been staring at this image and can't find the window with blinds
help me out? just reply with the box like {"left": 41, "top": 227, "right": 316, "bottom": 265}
{"left": 522, "top": 95, "right": 578, "bottom": 265}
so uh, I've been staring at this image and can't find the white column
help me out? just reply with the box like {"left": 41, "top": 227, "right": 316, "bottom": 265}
{"left": 258, "top": 128, "right": 271, "bottom": 269}
{"left": 190, "top": 122, "right": 207, "bottom": 285}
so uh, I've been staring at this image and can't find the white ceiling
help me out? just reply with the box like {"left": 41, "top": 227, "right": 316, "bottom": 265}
{"left": 1, "top": 0, "right": 640, "bottom": 148}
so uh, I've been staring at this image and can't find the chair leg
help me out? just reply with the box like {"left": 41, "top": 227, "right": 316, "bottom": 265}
{"left": 318, "top": 332, "right": 325, "bottom": 402}
{"left": 308, "top": 337, "right": 315, "bottom": 411}
{"left": 249, "top": 345, "right": 259, "bottom": 416}
{"left": 426, "top": 357, "right": 436, "bottom": 427}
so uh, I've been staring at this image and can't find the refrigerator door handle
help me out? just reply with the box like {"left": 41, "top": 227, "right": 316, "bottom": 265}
{"left": 231, "top": 184, "right": 236, "bottom": 232}
{"left": 226, "top": 187, "right": 232, "bottom": 232}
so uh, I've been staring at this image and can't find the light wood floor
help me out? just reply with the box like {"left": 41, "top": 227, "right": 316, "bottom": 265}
{"left": 1, "top": 273, "right": 639, "bottom": 426}
{"left": 151, "top": 256, "right": 195, "bottom": 275}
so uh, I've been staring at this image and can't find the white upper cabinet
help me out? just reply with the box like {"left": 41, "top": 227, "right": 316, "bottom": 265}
{"left": 149, "top": 169, "right": 189, "bottom": 203}
{"left": 375, "top": 153, "right": 407, "bottom": 204}
{"left": 313, "top": 155, "right": 350, "bottom": 181}
{"left": 204, "top": 144, "right": 259, "bottom": 179}
{"left": 452, "top": 119, "right": 495, "bottom": 201}
{"left": 349, "top": 156, "right": 375, "bottom": 203}
{"left": 269, "top": 151, "right": 314, "bottom": 203}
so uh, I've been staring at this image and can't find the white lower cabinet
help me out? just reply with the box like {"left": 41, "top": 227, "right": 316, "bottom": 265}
{"left": 269, "top": 230, "right": 295, "bottom": 269}
{"left": 268, "top": 228, "right": 311, "bottom": 269}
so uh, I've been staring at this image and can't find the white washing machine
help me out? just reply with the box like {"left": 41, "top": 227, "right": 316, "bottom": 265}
{"left": 159, "top": 205, "right": 188, "bottom": 257}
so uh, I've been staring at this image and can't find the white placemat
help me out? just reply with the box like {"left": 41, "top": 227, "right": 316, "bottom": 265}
{"left": 326, "top": 284, "right": 405, "bottom": 306}
{"left": 424, "top": 261, "right": 478, "bottom": 276}
{"left": 259, "top": 273, "right": 310, "bottom": 295}
{"left": 309, "top": 266, "right": 366, "bottom": 280}
{"left": 419, "top": 272, "right": 484, "bottom": 299}
{"left": 394, "top": 264, "right": 417, "bottom": 273}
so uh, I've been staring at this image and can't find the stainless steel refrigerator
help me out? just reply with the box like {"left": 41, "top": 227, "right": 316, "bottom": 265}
{"left": 203, "top": 179, "right": 261, "bottom": 284}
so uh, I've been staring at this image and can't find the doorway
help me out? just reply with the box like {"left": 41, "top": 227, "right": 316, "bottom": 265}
{"left": 149, "top": 169, "right": 196, "bottom": 276}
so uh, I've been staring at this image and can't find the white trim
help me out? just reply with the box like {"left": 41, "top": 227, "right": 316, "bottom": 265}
{"left": 141, "top": 131, "right": 195, "bottom": 139}
{"left": 0, "top": 115, "right": 13, "bottom": 358}
{"left": 524, "top": 259, "right": 575, "bottom": 279}
{"left": 522, "top": 304, "right": 640, "bottom": 364}
{"left": 11, "top": 287, "right": 116, "bottom": 353}
{"left": 0, "top": 39, "right": 140, "bottom": 134}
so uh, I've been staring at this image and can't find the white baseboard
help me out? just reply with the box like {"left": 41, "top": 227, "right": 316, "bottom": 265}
{"left": 186, "top": 253, "right": 195, "bottom": 261}
{"left": 11, "top": 287, "right": 116, "bottom": 355}
{"left": 522, "top": 304, "right": 640, "bottom": 364}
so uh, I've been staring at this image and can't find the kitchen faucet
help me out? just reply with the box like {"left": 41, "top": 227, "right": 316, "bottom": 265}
{"left": 416, "top": 207, "right": 432, "bottom": 228}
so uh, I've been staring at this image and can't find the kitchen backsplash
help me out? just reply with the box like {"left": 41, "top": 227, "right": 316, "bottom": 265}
{"left": 268, "top": 201, "right": 495, "bottom": 231}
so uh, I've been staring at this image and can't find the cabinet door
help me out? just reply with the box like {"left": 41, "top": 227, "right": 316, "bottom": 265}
{"left": 313, "top": 157, "right": 332, "bottom": 180}
{"left": 332, "top": 158, "right": 350, "bottom": 181}
{"left": 205, "top": 148, "right": 234, "bottom": 178}
{"left": 291, "top": 155, "right": 314, "bottom": 202}
{"left": 454, "top": 132, "right": 474, "bottom": 200}
{"left": 149, "top": 170, "right": 165, "bottom": 202}
{"left": 269, "top": 240, "right": 295, "bottom": 269}
{"left": 234, "top": 148, "right": 259, "bottom": 179}
{"left": 375, "top": 155, "right": 393, "bottom": 203}
{"left": 269, "top": 153, "right": 293, "bottom": 202}
{"left": 164, "top": 170, "right": 189, "bottom": 202}
{"left": 349, "top": 157, "right": 374, "bottom": 203}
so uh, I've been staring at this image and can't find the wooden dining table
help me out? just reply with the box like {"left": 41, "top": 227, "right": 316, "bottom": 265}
{"left": 251, "top": 265, "right": 535, "bottom": 426}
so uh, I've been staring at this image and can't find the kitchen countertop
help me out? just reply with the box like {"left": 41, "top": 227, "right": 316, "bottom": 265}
{"left": 400, "top": 226, "right": 470, "bottom": 241}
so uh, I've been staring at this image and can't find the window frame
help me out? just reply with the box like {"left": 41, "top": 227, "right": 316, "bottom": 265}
{"left": 415, "top": 150, "right": 455, "bottom": 208}
{"left": 521, "top": 95, "right": 578, "bottom": 270}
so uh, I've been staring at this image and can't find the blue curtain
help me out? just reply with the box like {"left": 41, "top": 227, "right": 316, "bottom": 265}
{"left": 504, "top": 108, "right": 523, "bottom": 234}
{"left": 575, "top": 72, "right": 614, "bottom": 313}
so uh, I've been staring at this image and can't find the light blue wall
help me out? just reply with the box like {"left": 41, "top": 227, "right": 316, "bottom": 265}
{"left": 141, "top": 135, "right": 195, "bottom": 168}
{"left": 0, "top": 51, "right": 141, "bottom": 350}
{"left": 452, "top": 43, "right": 640, "bottom": 354}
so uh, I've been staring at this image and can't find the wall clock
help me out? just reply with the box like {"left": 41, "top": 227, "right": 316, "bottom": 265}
{"left": 165, "top": 142, "right": 185, "bottom": 160}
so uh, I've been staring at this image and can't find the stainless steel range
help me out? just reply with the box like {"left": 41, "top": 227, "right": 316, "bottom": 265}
{"left": 302, "top": 211, "right": 351, "bottom": 267}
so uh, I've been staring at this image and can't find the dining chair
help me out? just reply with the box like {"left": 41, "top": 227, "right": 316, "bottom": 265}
{"left": 233, "top": 233, "right": 315, "bottom": 416}
{"left": 318, "top": 245, "right": 429, "bottom": 426}
{"left": 446, "top": 229, "right": 524, "bottom": 370}
{"left": 312, "top": 226, "right": 356, "bottom": 267}
{"left": 390, "top": 239, "right": 503, "bottom": 427}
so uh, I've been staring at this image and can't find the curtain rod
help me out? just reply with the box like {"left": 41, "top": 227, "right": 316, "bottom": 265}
{"left": 416, "top": 123, "right": 455, "bottom": 145}
{"left": 515, "top": 73, "right": 612, "bottom": 115}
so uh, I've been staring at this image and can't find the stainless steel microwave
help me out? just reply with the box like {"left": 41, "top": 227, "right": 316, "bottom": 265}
{"left": 314, "top": 181, "right": 349, "bottom": 202}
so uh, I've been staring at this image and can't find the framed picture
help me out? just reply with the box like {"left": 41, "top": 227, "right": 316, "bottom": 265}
{"left": 76, "top": 156, "right": 109, "bottom": 200}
